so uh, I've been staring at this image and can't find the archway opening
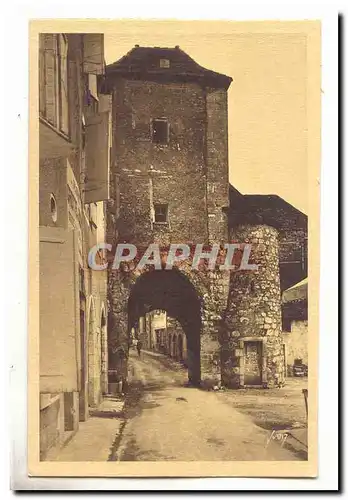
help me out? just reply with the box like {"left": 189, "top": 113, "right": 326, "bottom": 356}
{"left": 127, "top": 269, "right": 202, "bottom": 385}
{"left": 88, "top": 298, "right": 98, "bottom": 407}
{"left": 177, "top": 333, "right": 184, "bottom": 361}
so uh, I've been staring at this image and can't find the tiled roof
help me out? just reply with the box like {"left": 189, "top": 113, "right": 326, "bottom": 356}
{"left": 282, "top": 278, "right": 308, "bottom": 304}
{"left": 106, "top": 46, "right": 232, "bottom": 89}
{"left": 227, "top": 185, "right": 308, "bottom": 231}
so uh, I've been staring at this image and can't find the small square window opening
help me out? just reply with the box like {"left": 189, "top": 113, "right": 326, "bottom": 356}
{"left": 154, "top": 203, "right": 168, "bottom": 223}
{"left": 152, "top": 119, "right": 169, "bottom": 144}
{"left": 160, "top": 58, "right": 170, "bottom": 68}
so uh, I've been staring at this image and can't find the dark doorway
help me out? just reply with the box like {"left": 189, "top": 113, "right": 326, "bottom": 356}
{"left": 177, "top": 334, "right": 183, "bottom": 361}
{"left": 168, "top": 333, "right": 172, "bottom": 356}
{"left": 79, "top": 307, "right": 86, "bottom": 421}
{"left": 100, "top": 309, "right": 107, "bottom": 394}
{"left": 282, "top": 343, "right": 287, "bottom": 376}
{"left": 244, "top": 341, "right": 262, "bottom": 386}
{"left": 172, "top": 334, "right": 177, "bottom": 359}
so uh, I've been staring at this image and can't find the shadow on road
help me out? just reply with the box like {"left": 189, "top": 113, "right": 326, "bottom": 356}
{"left": 89, "top": 409, "right": 125, "bottom": 419}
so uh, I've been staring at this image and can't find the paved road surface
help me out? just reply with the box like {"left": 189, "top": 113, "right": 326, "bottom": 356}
{"left": 111, "top": 350, "right": 301, "bottom": 461}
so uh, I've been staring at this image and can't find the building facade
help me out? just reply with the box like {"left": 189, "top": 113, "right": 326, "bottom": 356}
{"left": 142, "top": 310, "right": 167, "bottom": 352}
{"left": 140, "top": 312, "right": 188, "bottom": 364}
{"left": 282, "top": 278, "right": 308, "bottom": 375}
{"left": 103, "top": 45, "right": 308, "bottom": 390}
{"left": 39, "top": 33, "right": 111, "bottom": 458}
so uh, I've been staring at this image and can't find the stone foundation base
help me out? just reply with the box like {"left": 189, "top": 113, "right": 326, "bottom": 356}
{"left": 40, "top": 391, "right": 79, "bottom": 460}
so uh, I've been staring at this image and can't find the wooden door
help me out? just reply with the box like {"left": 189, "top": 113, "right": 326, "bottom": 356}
{"left": 244, "top": 341, "right": 262, "bottom": 385}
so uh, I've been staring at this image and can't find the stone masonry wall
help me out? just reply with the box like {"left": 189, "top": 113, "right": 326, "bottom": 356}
{"left": 112, "top": 78, "right": 208, "bottom": 246}
{"left": 205, "top": 87, "right": 229, "bottom": 244}
{"left": 222, "top": 224, "right": 285, "bottom": 388}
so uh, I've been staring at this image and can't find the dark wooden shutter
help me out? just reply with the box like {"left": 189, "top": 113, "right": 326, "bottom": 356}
{"left": 85, "top": 109, "right": 110, "bottom": 203}
{"left": 42, "top": 34, "right": 58, "bottom": 126}
{"left": 83, "top": 34, "right": 105, "bottom": 75}
{"left": 40, "top": 227, "right": 79, "bottom": 393}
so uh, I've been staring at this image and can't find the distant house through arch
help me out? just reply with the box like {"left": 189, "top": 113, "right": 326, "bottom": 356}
{"left": 127, "top": 269, "right": 202, "bottom": 384}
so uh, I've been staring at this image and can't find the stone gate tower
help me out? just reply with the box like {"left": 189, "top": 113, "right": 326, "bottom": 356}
{"left": 102, "top": 45, "right": 291, "bottom": 390}
{"left": 103, "top": 46, "right": 233, "bottom": 387}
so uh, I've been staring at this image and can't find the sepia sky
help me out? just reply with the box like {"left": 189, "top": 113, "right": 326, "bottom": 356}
{"left": 104, "top": 21, "right": 308, "bottom": 214}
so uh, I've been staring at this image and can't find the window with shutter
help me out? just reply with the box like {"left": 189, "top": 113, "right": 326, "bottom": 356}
{"left": 39, "top": 37, "right": 46, "bottom": 117}
{"left": 39, "top": 34, "right": 70, "bottom": 137}
{"left": 58, "top": 34, "right": 69, "bottom": 136}
{"left": 39, "top": 34, "right": 58, "bottom": 126}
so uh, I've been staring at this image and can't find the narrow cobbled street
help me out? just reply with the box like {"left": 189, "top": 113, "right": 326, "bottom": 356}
{"left": 109, "top": 350, "right": 307, "bottom": 461}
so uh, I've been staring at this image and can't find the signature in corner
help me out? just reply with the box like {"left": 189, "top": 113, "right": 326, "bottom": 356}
{"left": 265, "top": 429, "right": 289, "bottom": 448}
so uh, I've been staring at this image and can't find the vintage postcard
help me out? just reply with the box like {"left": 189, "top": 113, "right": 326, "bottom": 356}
{"left": 27, "top": 19, "right": 321, "bottom": 479}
